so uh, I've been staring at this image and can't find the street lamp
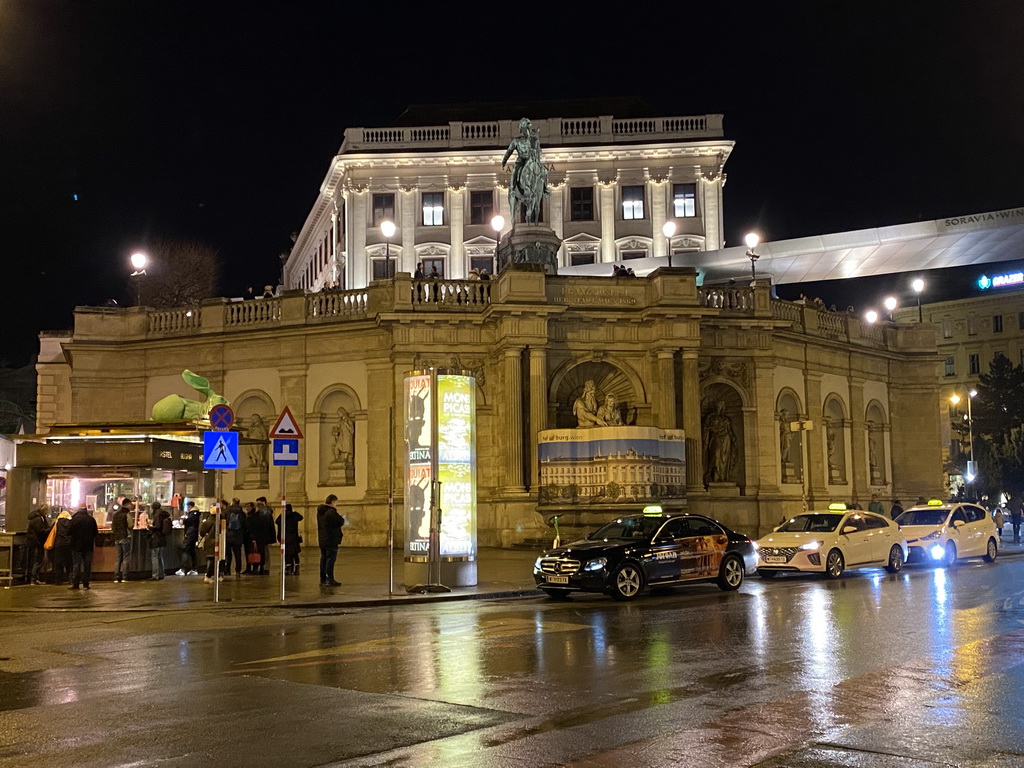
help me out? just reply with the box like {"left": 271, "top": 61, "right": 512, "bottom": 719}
{"left": 380, "top": 220, "right": 396, "bottom": 278}
{"left": 950, "top": 388, "right": 978, "bottom": 489}
{"left": 490, "top": 214, "right": 504, "bottom": 273}
{"left": 744, "top": 232, "right": 760, "bottom": 283}
{"left": 865, "top": 309, "right": 879, "bottom": 324}
{"left": 912, "top": 278, "right": 925, "bottom": 322}
{"left": 662, "top": 220, "right": 676, "bottom": 267}
{"left": 884, "top": 296, "right": 897, "bottom": 322}
{"left": 129, "top": 252, "right": 148, "bottom": 306}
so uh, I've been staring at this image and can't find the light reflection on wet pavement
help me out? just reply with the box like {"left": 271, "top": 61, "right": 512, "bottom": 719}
{"left": 2, "top": 560, "right": 1024, "bottom": 767}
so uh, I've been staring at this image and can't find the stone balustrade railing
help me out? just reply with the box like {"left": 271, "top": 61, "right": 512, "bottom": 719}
{"left": 699, "top": 286, "right": 754, "bottom": 311}
{"left": 307, "top": 290, "right": 369, "bottom": 318}
{"left": 342, "top": 114, "right": 723, "bottom": 153}
{"left": 226, "top": 298, "right": 282, "bottom": 326}
{"left": 148, "top": 307, "right": 200, "bottom": 335}
{"left": 411, "top": 278, "right": 491, "bottom": 309}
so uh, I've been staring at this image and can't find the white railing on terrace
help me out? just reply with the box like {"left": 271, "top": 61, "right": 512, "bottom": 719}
{"left": 226, "top": 298, "right": 281, "bottom": 326}
{"left": 148, "top": 308, "right": 200, "bottom": 335}
{"left": 411, "top": 278, "right": 491, "bottom": 309}
{"left": 771, "top": 299, "right": 803, "bottom": 324}
{"left": 341, "top": 114, "right": 723, "bottom": 152}
{"left": 307, "top": 290, "right": 369, "bottom": 318}
{"left": 699, "top": 286, "right": 753, "bottom": 311}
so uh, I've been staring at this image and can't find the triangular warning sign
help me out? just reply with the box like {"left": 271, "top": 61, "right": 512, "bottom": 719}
{"left": 270, "top": 406, "right": 304, "bottom": 439}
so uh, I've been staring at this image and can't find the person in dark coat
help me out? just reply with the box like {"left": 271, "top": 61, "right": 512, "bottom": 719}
{"left": 148, "top": 501, "right": 172, "bottom": 580}
{"left": 224, "top": 499, "right": 246, "bottom": 577}
{"left": 275, "top": 503, "right": 304, "bottom": 575}
{"left": 177, "top": 501, "right": 201, "bottom": 575}
{"left": 243, "top": 502, "right": 259, "bottom": 574}
{"left": 25, "top": 505, "right": 52, "bottom": 585}
{"left": 253, "top": 497, "right": 277, "bottom": 575}
{"left": 68, "top": 506, "right": 99, "bottom": 589}
{"left": 52, "top": 510, "right": 73, "bottom": 584}
{"left": 110, "top": 498, "right": 134, "bottom": 583}
{"left": 317, "top": 494, "right": 345, "bottom": 586}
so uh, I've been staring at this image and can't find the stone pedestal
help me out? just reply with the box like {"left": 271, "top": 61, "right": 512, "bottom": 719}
{"left": 782, "top": 461, "right": 799, "bottom": 484}
{"left": 496, "top": 224, "right": 560, "bottom": 275}
{"left": 325, "top": 460, "right": 354, "bottom": 486}
{"left": 707, "top": 482, "right": 740, "bottom": 497}
{"left": 237, "top": 465, "right": 268, "bottom": 490}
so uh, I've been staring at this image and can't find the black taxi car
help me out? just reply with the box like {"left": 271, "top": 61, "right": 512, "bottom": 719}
{"left": 533, "top": 512, "right": 758, "bottom": 601}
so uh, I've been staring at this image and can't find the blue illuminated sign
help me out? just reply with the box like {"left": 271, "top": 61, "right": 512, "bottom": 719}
{"left": 978, "top": 272, "right": 1024, "bottom": 290}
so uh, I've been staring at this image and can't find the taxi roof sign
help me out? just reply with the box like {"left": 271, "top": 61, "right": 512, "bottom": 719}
{"left": 642, "top": 505, "right": 664, "bottom": 516}
{"left": 827, "top": 502, "right": 848, "bottom": 511}
{"left": 927, "top": 498, "right": 944, "bottom": 506}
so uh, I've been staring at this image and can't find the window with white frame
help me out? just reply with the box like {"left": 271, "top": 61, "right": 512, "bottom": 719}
{"left": 422, "top": 192, "right": 444, "bottom": 226}
{"left": 372, "top": 193, "right": 395, "bottom": 226}
{"left": 621, "top": 185, "right": 644, "bottom": 220}
{"left": 469, "top": 191, "right": 493, "bottom": 225}
{"left": 421, "top": 257, "right": 445, "bottom": 277}
{"left": 944, "top": 356, "right": 955, "bottom": 376}
{"left": 942, "top": 319, "right": 953, "bottom": 338}
{"left": 570, "top": 187, "right": 594, "bottom": 221}
{"left": 570, "top": 252, "right": 595, "bottom": 266}
{"left": 673, "top": 183, "right": 696, "bottom": 217}
{"left": 470, "top": 255, "right": 493, "bottom": 275}
{"left": 371, "top": 257, "right": 396, "bottom": 280}
{"left": 993, "top": 314, "right": 1004, "bottom": 333}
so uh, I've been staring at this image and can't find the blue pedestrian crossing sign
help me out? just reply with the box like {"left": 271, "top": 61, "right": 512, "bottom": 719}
{"left": 272, "top": 438, "right": 300, "bottom": 466}
{"left": 204, "top": 431, "right": 239, "bottom": 469}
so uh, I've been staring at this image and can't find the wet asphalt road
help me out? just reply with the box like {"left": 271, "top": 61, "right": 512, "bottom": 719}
{"left": 2, "top": 557, "right": 1024, "bottom": 767}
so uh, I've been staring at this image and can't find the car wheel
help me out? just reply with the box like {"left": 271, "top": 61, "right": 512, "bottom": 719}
{"left": 885, "top": 545, "right": 904, "bottom": 574}
{"left": 984, "top": 537, "right": 998, "bottom": 563}
{"left": 757, "top": 569, "right": 780, "bottom": 579}
{"left": 609, "top": 562, "right": 644, "bottom": 601}
{"left": 717, "top": 554, "right": 744, "bottom": 591}
{"left": 541, "top": 588, "right": 571, "bottom": 599}
{"left": 944, "top": 541, "right": 957, "bottom": 568}
{"left": 824, "top": 549, "right": 844, "bottom": 579}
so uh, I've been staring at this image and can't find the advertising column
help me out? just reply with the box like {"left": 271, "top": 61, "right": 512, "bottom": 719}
{"left": 403, "top": 369, "right": 478, "bottom": 588}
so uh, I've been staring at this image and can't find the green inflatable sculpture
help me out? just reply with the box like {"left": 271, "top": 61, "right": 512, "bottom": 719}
{"left": 151, "top": 370, "right": 229, "bottom": 422}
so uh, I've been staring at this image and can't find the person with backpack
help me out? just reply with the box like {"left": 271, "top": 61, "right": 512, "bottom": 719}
{"left": 224, "top": 498, "right": 246, "bottom": 577}
{"left": 68, "top": 505, "right": 99, "bottom": 590}
{"left": 148, "top": 501, "right": 172, "bottom": 580}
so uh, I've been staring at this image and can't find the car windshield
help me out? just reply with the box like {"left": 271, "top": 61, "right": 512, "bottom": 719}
{"left": 588, "top": 516, "right": 660, "bottom": 540}
{"left": 896, "top": 509, "right": 949, "bottom": 526}
{"left": 776, "top": 514, "right": 845, "bottom": 533}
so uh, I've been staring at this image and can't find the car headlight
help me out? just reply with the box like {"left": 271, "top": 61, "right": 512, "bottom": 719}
{"left": 800, "top": 540, "right": 822, "bottom": 551}
{"left": 533, "top": 557, "right": 543, "bottom": 571}
{"left": 583, "top": 557, "right": 607, "bottom": 572}
{"left": 920, "top": 531, "right": 941, "bottom": 541}
{"left": 752, "top": 541, "right": 760, "bottom": 551}
{"left": 930, "top": 545, "right": 946, "bottom": 560}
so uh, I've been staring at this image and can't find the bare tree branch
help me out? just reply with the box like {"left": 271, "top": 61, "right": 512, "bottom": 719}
{"left": 132, "top": 239, "right": 221, "bottom": 309}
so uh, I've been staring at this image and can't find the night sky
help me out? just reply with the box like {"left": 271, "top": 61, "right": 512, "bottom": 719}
{"left": 3, "top": 1, "right": 1022, "bottom": 365}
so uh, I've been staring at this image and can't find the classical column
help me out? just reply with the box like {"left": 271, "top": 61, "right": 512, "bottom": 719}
{"left": 652, "top": 180, "right": 669, "bottom": 259}
{"left": 400, "top": 189, "right": 416, "bottom": 273}
{"left": 803, "top": 372, "right": 828, "bottom": 505}
{"left": 599, "top": 182, "right": 616, "bottom": 263}
{"left": 501, "top": 347, "right": 526, "bottom": 493}
{"left": 849, "top": 378, "right": 868, "bottom": 502}
{"left": 752, "top": 360, "right": 779, "bottom": 497}
{"left": 449, "top": 187, "right": 465, "bottom": 278}
{"left": 549, "top": 185, "right": 564, "bottom": 241}
{"left": 680, "top": 350, "right": 704, "bottom": 492}
{"left": 364, "top": 360, "right": 395, "bottom": 501}
{"left": 700, "top": 175, "right": 724, "bottom": 250}
{"left": 655, "top": 349, "right": 677, "bottom": 429}
{"left": 350, "top": 190, "right": 368, "bottom": 287}
{"left": 528, "top": 347, "right": 548, "bottom": 489}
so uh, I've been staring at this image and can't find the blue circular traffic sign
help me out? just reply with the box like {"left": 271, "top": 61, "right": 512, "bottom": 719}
{"left": 209, "top": 404, "right": 234, "bottom": 431}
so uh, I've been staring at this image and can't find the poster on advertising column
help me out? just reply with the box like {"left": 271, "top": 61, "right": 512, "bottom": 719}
{"left": 403, "top": 371, "right": 477, "bottom": 560}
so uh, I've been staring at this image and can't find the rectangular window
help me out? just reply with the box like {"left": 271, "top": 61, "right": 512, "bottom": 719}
{"left": 371, "top": 258, "right": 396, "bottom": 280}
{"left": 967, "top": 316, "right": 977, "bottom": 336}
{"left": 570, "top": 187, "right": 594, "bottom": 221}
{"left": 470, "top": 255, "right": 494, "bottom": 275}
{"left": 944, "top": 356, "right": 955, "bottom": 376}
{"left": 993, "top": 314, "right": 1004, "bottom": 333}
{"left": 422, "top": 192, "right": 444, "bottom": 226}
{"left": 969, "top": 353, "right": 980, "bottom": 375}
{"left": 673, "top": 183, "right": 697, "bottom": 217}
{"left": 372, "top": 193, "right": 395, "bottom": 226}
{"left": 421, "top": 257, "right": 445, "bottom": 278}
{"left": 942, "top": 320, "right": 953, "bottom": 339}
{"left": 469, "top": 191, "right": 493, "bottom": 225}
{"left": 621, "top": 185, "right": 644, "bottom": 220}
{"left": 570, "top": 253, "right": 595, "bottom": 266}
{"left": 621, "top": 251, "right": 646, "bottom": 260}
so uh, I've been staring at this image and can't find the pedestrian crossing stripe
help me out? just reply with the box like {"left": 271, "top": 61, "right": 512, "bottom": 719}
{"left": 204, "top": 430, "right": 239, "bottom": 469}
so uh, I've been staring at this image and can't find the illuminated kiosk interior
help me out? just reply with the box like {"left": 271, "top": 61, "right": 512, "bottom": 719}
{"left": 403, "top": 369, "right": 478, "bottom": 588}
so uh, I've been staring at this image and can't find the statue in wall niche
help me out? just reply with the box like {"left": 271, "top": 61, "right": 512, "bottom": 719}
{"left": 597, "top": 394, "right": 623, "bottom": 426}
{"left": 572, "top": 380, "right": 605, "bottom": 428}
{"left": 868, "top": 429, "right": 880, "bottom": 477}
{"left": 332, "top": 407, "right": 354, "bottom": 468}
{"left": 502, "top": 117, "right": 549, "bottom": 226}
{"left": 703, "top": 400, "right": 738, "bottom": 485}
{"left": 826, "top": 420, "right": 838, "bottom": 472}
{"left": 247, "top": 414, "right": 269, "bottom": 470}
{"left": 779, "top": 410, "right": 793, "bottom": 464}
{"left": 151, "top": 370, "right": 229, "bottom": 421}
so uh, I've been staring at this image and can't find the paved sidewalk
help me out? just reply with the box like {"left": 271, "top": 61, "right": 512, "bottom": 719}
{"left": 0, "top": 547, "right": 545, "bottom": 612}
{"left": 4, "top": 539, "right": 1024, "bottom": 613}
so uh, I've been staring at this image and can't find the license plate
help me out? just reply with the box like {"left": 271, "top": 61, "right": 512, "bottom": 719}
{"left": 546, "top": 575, "right": 569, "bottom": 584}
{"left": 762, "top": 556, "right": 787, "bottom": 564}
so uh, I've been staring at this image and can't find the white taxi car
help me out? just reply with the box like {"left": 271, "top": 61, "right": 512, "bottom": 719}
{"left": 757, "top": 504, "right": 909, "bottom": 579}
{"left": 894, "top": 499, "right": 998, "bottom": 567}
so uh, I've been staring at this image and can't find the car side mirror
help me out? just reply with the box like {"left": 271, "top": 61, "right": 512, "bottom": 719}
{"left": 842, "top": 525, "right": 858, "bottom": 535}
{"left": 952, "top": 519, "right": 965, "bottom": 528}
{"left": 772, "top": 526, "right": 781, "bottom": 532}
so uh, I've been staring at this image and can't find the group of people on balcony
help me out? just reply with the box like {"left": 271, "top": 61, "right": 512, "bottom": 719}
{"left": 612, "top": 264, "right": 638, "bottom": 277}
{"left": 243, "top": 285, "right": 277, "bottom": 299}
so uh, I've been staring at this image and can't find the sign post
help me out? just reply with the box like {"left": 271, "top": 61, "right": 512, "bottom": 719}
{"left": 204, "top": 405, "right": 235, "bottom": 604}
{"left": 271, "top": 406, "right": 303, "bottom": 601}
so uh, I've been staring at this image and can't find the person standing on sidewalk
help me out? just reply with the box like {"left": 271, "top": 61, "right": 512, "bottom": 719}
{"left": 1010, "top": 497, "right": 1023, "bottom": 544}
{"left": 149, "top": 501, "right": 172, "bottom": 580}
{"left": 52, "top": 510, "right": 73, "bottom": 584}
{"left": 177, "top": 501, "right": 201, "bottom": 575}
{"left": 317, "top": 494, "right": 345, "bottom": 587}
{"left": 276, "top": 503, "right": 303, "bottom": 575}
{"left": 199, "top": 504, "right": 223, "bottom": 583}
{"left": 254, "top": 497, "right": 276, "bottom": 575}
{"left": 111, "top": 498, "right": 134, "bottom": 583}
{"left": 994, "top": 506, "right": 1007, "bottom": 539}
{"left": 25, "top": 505, "right": 52, "bottom": 585}
{"left": 69, "top": 505, "right": 98, "bottom": 590}
{"left": 224, "top": 499, "right": 246, "bottom": 577}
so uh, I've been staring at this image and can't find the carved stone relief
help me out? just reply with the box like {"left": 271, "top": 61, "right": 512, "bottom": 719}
{"left": 699, "top": 358, "right": 750, "bottom": 390}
